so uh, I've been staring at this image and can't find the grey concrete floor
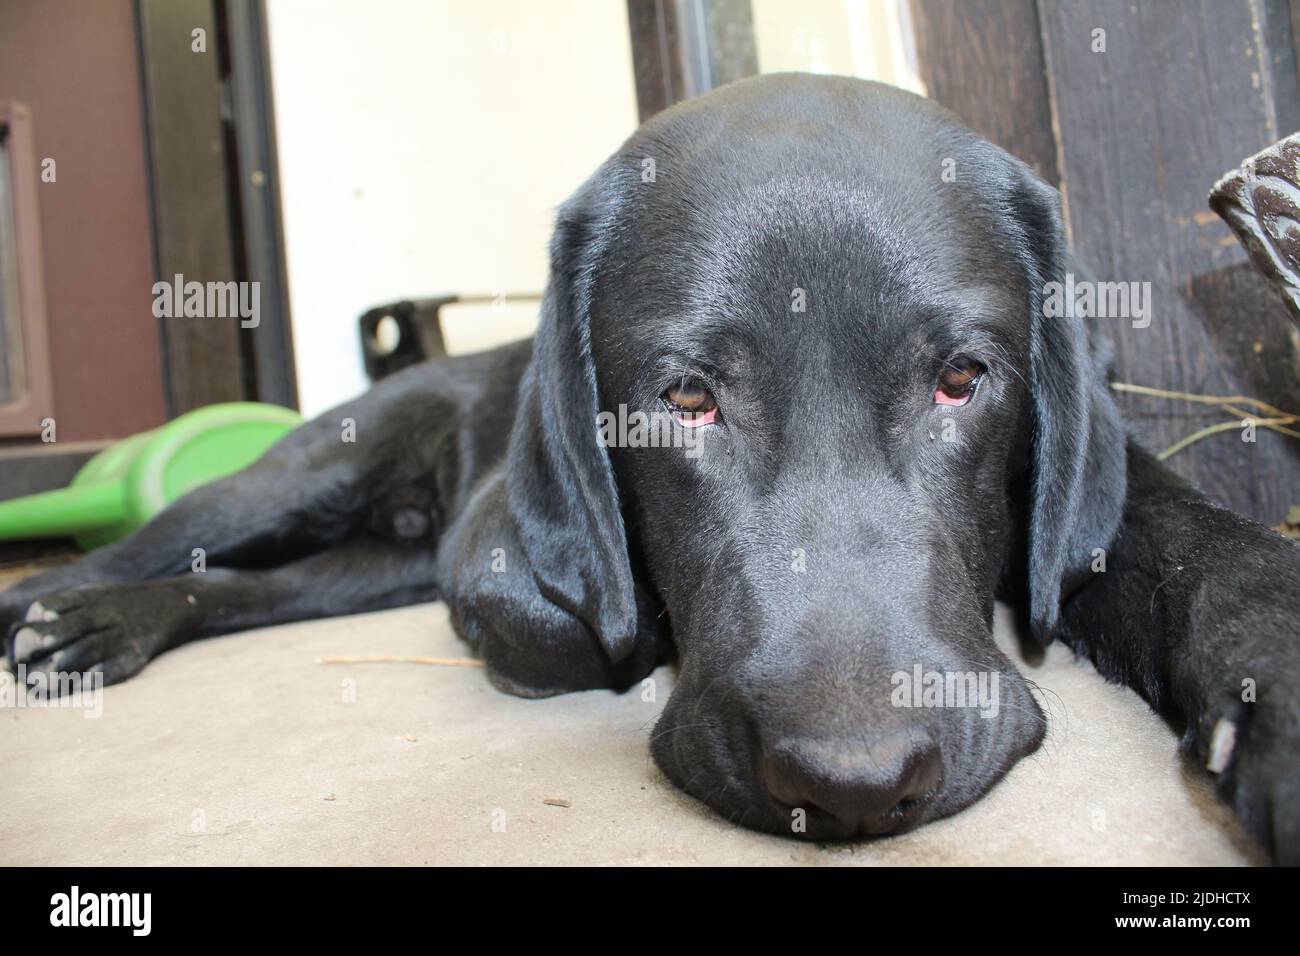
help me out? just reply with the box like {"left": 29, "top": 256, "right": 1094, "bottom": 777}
{"left": 0, "top": 602, "right": 1262, "bottom": 865}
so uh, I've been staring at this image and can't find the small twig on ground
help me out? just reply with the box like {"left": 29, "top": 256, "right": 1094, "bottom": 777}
{"left": 1110, "top": 382, "right": 1300, "bottom": 459}
{"left": 1155, "top": 417, "right": 1296, "bottom": 460}
{"left": 1111, "top": 382, "right": 1295, "bottom": 420}
{"left": 1219, "top": 403, "right": 1300, "bottom": 439}
{"left": 316, "top": 654, "right": 484, "bottom": 668}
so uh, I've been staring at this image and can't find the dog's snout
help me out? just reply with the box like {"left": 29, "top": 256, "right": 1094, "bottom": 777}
{"left": 762, "top": 734, "right": 943, "bottom": 838}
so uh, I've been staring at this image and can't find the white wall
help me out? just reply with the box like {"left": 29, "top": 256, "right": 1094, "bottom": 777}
{"left": 751, "top": 0, "right": 923, "bottom": 93}
{"left": 265, "top": 0, "right": 639, "bottom": 415}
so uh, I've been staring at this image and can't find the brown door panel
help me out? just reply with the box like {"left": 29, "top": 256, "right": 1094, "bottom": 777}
{"left": 0, "top": 0, "right": 166, "bottom": 446}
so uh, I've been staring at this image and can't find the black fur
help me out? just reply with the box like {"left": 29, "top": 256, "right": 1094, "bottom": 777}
{"left": 4, "top": 75, "right": 1296, "bottom": 860}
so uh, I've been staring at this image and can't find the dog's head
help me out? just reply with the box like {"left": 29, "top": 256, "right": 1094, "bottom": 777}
{"left": 507, "top": 74, "right": 1126, "bottom": 838}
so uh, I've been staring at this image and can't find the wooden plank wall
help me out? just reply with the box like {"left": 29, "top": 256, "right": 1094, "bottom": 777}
{"left": 912, "top": 0, "right": 1300, "bottom": 524}
{"left": 138, "top": 0, "right": 248, "bottom": 413}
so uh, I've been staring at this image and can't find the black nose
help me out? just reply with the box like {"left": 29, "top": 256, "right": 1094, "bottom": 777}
{"left": 762, "top": 734, "right": 942, "bottom": 838}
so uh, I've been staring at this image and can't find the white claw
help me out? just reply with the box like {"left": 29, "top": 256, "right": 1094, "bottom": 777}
{"left": 25, "top": 601, "right": 57, "bottom": 623}
{"left": 1207, "top": 718, "right": 1238, "bottom": 774}
{"left": 11, "top": 626, "right": 40, "bottom": 661}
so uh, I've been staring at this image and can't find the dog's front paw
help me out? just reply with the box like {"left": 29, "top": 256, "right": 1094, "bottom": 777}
{"left": 1195, "top": 690, "right": 1300, "bottom": 865}
{"left": 6, "top": 587, "right": 170, "bottom": 690}
{"left": 0, "top": 585, "right": 37, "bottom": 636}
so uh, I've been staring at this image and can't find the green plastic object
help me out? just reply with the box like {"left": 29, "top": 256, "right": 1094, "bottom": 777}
{"left": 0, "top": 402, "right": 302, "bottom": 551}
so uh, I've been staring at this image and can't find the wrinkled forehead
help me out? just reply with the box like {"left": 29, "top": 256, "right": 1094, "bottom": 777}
{"left": 587, "top": 161, "right": 1029, "bottom": 376}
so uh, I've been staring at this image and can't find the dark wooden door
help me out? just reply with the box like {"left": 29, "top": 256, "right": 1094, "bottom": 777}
{"left": 912, "top": 0, "right": 1300, "bottom": 525}
{"left": 0, "top": 0, "right": 167, "bottom": 445}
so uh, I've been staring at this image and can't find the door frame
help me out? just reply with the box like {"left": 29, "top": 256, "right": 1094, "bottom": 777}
{"left": 0, "top": 100, "right": 55, "bottom": 439}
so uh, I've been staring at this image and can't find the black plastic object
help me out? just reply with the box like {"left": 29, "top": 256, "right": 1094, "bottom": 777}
{"left": 358, "top": 296, "right": 454, "bottom": 382}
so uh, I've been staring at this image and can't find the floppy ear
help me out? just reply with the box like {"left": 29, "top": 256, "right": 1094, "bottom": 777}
{"left": 504, "top": 183, "right": 640, "bottom": 663}
{"left": 1009, "top": 166, "right": 1128, "bottom": 643}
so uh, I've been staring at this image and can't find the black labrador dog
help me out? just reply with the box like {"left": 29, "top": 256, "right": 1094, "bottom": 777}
{"left": 4, "top": 74, "right": 1298, "bottom": 860}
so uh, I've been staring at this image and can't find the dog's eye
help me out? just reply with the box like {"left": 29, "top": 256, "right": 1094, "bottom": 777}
{"left": 934, "top": 358, "right": 984, "bottom": 407}
{"left": 662, "top": 377, "right": 719, "bottom": 427}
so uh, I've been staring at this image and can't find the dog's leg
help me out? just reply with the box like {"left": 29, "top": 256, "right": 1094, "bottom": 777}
{"left": 1057, "top": 443, "right": 1300, "bottom": 862}
{"left": 0, "top": 427, "right": 368, "bottom": 632}
{"left": 0, "top": 342, "right": 531, "bottom": 634}
{"left": 7, "top": 536, "right": 437, "bottom": 686}
{"left": 438, "top": 474, "right": 668, "bottom": 699}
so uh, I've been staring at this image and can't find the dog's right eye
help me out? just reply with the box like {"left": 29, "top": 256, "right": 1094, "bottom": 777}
{"left": 934, "top": 357, "right": 984, "bottom": 406}
{"left": 662, "top": 377, "right": 719, "bottom": 427}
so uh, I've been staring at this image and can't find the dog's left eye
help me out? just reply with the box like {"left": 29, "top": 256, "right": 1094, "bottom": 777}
{"left": 934, "top": 358, "right": 984, "bottom": 407}
{"left": 662, "top": 377, "right": 719, "bottom": 427}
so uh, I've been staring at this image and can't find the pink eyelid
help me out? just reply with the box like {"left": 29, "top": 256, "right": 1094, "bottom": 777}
{"left": 675, "top": 406, "right": 719, "bottom": 427}
{"left": 933, "top": 388, "right": 972, "bottom": 407}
